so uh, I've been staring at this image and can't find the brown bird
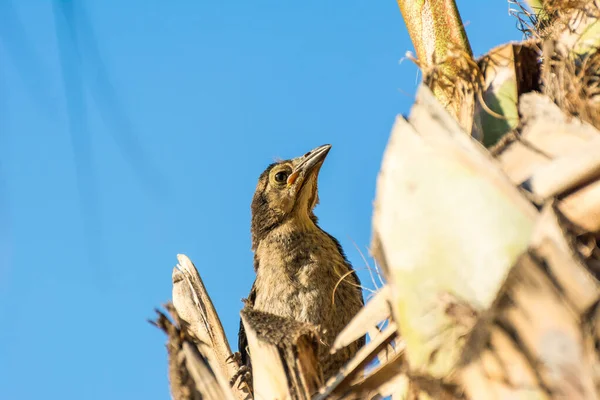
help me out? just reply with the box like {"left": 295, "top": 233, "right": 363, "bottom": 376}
{"left": 238, "top": 144, "right": 364, "bottom": 380}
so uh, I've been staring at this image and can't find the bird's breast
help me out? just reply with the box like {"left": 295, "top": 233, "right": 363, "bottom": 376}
{"left": 253, "top": 259, "right": 328, "bottom": 324}
{"left": 254, "top": 225, "right": 360, "bottom": 328}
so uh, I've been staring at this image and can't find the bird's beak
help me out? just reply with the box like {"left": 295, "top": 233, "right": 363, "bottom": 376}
{"left": 287, "top": 144, "right": 332, "bottom": 186}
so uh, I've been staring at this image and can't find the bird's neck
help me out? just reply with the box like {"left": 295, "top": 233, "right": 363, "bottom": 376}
{"left": 254, "top": 217, "right": 323, "bottom": 269}
{"left": 264, "top": 216, "right": 317, "bottom": 245}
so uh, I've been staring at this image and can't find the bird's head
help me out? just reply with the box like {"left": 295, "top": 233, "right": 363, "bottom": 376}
{"left": 251, "top": 144, "right": 331, "bottom": 250}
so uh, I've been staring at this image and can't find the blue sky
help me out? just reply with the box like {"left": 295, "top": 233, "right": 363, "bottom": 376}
{"left": 0, "top": 1, "right": 522, "bottom": 399}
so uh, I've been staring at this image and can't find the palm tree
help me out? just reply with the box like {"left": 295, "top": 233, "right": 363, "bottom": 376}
{"left": 154, "top": 1, "right": 600, "bottom": 398}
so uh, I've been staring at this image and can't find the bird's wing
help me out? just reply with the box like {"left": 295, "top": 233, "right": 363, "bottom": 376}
{"left": 237, "top": 279, "right": 257, "bottom": 367}
{"left": 319, "top": 228, "right": 366, "bottom": 349}
{"left": 320, "top": 229, "right": 365, "bottom": 306}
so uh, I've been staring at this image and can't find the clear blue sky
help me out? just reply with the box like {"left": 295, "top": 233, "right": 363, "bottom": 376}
{"left": 0, "top": 1, "right": 521, "bottom": 399}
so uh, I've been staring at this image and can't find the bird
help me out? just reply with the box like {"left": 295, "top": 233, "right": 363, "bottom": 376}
{"left": 237, "top": 144, "right": 365, "bottom": 381}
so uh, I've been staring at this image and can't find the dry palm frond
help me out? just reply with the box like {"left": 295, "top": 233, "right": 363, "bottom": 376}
{"left": 543, "top": 41, "right": 600, "bottom": 130}
{"left": 151, "top": 304, "right": 237, "bottom": 400}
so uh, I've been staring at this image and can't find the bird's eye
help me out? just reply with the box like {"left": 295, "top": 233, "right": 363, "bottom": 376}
{"left": 274, "top": 171, "right": 288, "bottom": 183}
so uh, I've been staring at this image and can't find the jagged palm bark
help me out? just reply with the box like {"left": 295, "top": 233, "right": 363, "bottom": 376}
{"left": 369, "top": 84, "right": 600, "bottom": 399}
